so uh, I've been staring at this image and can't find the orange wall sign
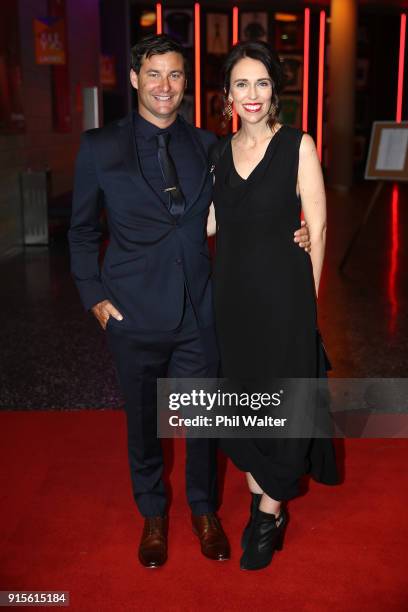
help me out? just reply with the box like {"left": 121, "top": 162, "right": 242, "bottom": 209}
{"left": 34, "top": 17, "right": 66, "bottom": 65}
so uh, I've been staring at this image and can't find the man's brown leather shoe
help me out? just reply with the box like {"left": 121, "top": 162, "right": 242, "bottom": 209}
{"left": 192, "top": 513, "right": 230, "bottom": 561}
{"left": 138, "top": 516, "right": 168, "bottom": 568}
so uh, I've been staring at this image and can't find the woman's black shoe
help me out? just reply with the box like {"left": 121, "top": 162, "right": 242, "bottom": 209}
{"left": 240, "top": 508, "right": 287, "bottom": 571}
{"left": 241, "top": 493, "right": 262, "bottom": 549}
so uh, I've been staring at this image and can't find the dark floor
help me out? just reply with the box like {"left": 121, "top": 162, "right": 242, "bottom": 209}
{"left": 0, "top": 239, "right": 121, "bottom": 409}
{"left": 0, "top": 181, "right": 407, "bottom": 409}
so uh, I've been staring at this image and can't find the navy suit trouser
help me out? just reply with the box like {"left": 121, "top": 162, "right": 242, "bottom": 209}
{"left": 106, "top": 295, "right": 219, "bottom": 517}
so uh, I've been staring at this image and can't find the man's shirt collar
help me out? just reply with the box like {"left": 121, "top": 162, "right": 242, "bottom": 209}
{"left": 133, "top": 111, "right": 180, "bottom": 141}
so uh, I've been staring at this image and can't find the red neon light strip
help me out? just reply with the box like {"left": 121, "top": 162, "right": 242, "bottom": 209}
{"left": 156, "top": 3, "right": 162, "bottom": 35}
{"left": 194, "top": 3, "right": 201, "bottom": 128}
{"left": 396, "top": 13, "right": 406, "bottom": 122}
{"left": 302, "top": 8, "right": 310, "bottom": 132}
{"left": 389, "top": 14, "right": 404, "bottom": 332}
{"left": 316, "top": 11, "right": 326, "bottom": 160}
{"left": 232, "top": 7, "right": 239, "bottom": 133}
{"left": 388, "top": 184, "right": 399, "bottom": 334}
{"left": 232, "top": 6, "right": 239, "bottom": 44}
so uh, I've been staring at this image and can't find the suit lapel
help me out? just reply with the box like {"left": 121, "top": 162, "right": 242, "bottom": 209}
{"left": 117, "top": 114, "right": 173, "bottom": 219}
{"left": 117, "top": 113, "right": 210, "bottom": 218}
{"left": 179, "top": 117, "right": 211, "bottom": 213}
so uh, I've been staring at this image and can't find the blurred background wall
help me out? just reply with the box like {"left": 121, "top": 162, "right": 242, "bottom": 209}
{"left": 0, "top": 0, "right": 406, "bottom": 259}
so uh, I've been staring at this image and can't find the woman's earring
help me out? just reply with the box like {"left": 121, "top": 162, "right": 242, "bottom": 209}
{"left": 223, "top": 98, "right": 233, "bottom": 121}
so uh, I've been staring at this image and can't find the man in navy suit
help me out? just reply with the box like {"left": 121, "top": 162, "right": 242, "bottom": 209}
{"left": 69, "top": 34, "right": 310, "bottom": 568}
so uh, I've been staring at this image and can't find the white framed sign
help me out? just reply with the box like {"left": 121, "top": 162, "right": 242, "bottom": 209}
{"left": 365, "top": 121, "right": 408, "bottom": 180}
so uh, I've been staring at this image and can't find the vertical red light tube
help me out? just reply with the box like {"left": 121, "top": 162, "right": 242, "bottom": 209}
{"left": 388, "top": 13, "right": 405, "bottom": 333}
{"left": 302, "top": 8, "right": 310, "bottom": 132}
{"left": 232, "top": 6, "right": 239, "bottom": 133}
{"left": 316, "top": 11, "right": 326, "bottom": 160}
{"left": 388, "top": 185, "right": 399, "bottom": 334}
{"left": 232, "top": 6, "right": 239, "bottom": 45}
{"left": 156, "top": 3, "right": 162, "bottom": 35}
{"left": 396, "top": 13, "right": 406, "bottom": 123}
{"left": 194, "top": 3, "right": 201, "bottom": 128}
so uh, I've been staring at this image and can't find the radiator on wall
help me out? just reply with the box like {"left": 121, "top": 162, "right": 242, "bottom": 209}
{"left": 19, "top": 170, "right": 50, "bottom": 246}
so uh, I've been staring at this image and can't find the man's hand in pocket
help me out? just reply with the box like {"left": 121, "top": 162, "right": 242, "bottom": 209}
{"left": 91, "top": 300, "right": 123, "bottom": 330}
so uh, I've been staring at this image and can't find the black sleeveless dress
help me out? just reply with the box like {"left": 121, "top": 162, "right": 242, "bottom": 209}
{"left": 212, "top": 126, "right": 338, "bottom": 501}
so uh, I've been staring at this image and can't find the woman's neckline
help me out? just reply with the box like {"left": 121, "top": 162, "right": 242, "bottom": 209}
{"left": 230, "top": 124, "right": 286, "bottom": 182}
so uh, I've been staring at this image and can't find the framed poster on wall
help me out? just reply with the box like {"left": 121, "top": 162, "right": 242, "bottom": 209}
{"left": 240, "top": 12, "right": 268, "bottom": 42}
{"left": 207, "top": 14, "right": 229, "bottom": 55}
{"left": 280, "top": 55, "right": 303, "bottom": 92}
{"left": 33, "top": 17, "right": 66, "bottom": 65}
{"left": 206, "top": 91, "right": 229, "bottom": 136}
{"left": 164, "top": 9, "right": 193, "bottom": 48}
{"left": 275, "top": 21, "right": 303, "bottom": 52}
{"left": 279, "top": 95, "right": 302, "bottom": 128}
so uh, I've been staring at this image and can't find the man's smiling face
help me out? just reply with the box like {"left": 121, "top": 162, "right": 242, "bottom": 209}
{"left": 130, "top": 51, "right": 186, "bottom": 125}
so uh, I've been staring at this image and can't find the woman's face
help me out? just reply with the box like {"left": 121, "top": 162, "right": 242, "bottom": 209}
{"left": 228, "top": 56, "right": 273, "bottom": 126}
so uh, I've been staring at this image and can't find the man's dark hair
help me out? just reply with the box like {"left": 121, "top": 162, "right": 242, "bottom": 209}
{"left": 130, "top": 34, "right": 187, "bottom": 74}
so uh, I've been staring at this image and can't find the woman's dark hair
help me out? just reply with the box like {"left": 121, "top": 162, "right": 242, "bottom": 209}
{"left": 130, "top": 34, "right": 187, "bottom": 74}
{"left": 222, "top": 41, "right": 284, "bottom": 128}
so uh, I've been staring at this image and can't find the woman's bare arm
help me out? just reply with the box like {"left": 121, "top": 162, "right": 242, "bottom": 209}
{"left": 297, "top": 134, "right": 327, "bottom": 296}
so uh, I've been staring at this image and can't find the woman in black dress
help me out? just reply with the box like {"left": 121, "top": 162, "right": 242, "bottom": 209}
{"left": 207, "top": 41, "right": 338, "bottom": 570}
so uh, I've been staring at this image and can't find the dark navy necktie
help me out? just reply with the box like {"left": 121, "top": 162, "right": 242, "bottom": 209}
{"left": 157, "top": 132, "right": 185, "bottom": 217}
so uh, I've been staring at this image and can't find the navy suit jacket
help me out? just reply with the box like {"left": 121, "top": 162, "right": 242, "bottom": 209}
{"left": 68, "top": 113, "right": 217, "bottom": 331}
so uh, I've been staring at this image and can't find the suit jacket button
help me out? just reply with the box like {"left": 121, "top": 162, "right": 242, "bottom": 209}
{"left": 175, "top": 258, "right": 182, "bottom": 264}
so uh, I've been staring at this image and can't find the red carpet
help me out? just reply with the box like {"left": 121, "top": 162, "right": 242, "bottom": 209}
{"left": 0, "top": 411, "right": 407, "bottom": 611}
